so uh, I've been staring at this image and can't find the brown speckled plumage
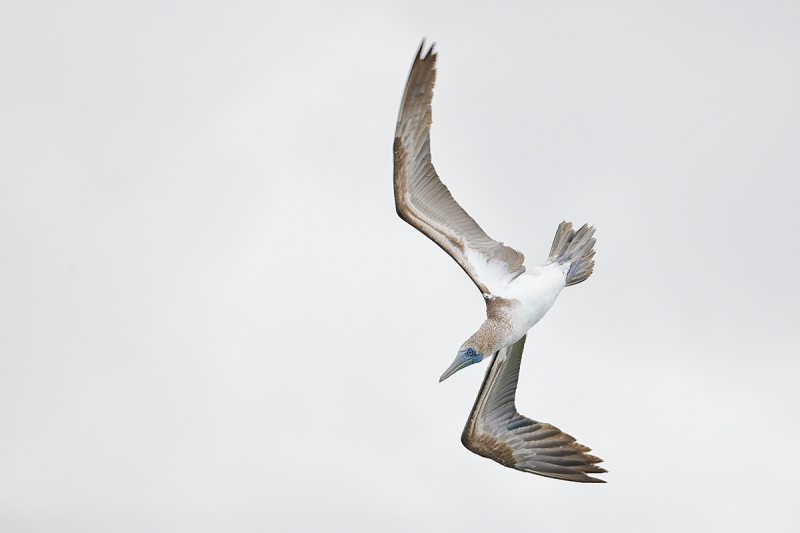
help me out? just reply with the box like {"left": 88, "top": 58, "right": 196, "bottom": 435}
{"left": 393, "top": 43, "right": 526, "bottom": 296}
{"left": 458, "top": 297, "right": 519, "bottom": 356}
{"left": 393, "top": 42, "right": 604, "bottom": 482}
{"left": 461, "top": 336, "right": 606, "bottom": 482}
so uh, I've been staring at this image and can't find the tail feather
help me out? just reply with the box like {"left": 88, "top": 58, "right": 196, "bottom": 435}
{"left": 548, "top": 221, "right": 596, "bottom": 286}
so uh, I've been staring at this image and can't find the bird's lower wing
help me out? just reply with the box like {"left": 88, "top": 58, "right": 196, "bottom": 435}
{"left": 394, "top": 42, "right": 525, "bottom": 295}
{"left": 461, "top": 335, "right": 606, "bottom": 482}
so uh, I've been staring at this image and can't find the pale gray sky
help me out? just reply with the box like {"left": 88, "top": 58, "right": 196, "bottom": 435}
{"left": 1, "top": 1, "right": 799, "bottom": 531}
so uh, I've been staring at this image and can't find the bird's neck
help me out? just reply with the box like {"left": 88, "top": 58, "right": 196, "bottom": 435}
{"left": 470, "top": 297, "right": 520, "bottom": 355}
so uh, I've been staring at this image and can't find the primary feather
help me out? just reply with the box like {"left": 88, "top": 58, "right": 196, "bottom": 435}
{"left": 393, "top": 42, "right": 604, "bottom": 482}
{"left": 462, "top": 335, "right": 606, "bottom": 482}
{"left": 394, "top": 43, "right": 526, "bottom": 295}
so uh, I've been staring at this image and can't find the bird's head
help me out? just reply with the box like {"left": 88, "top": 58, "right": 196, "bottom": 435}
{"left": 440, "top": 318, "right": 507, "bottom": 382}
{"left": 439, "top": 344, "right": 484, "bottom": 382}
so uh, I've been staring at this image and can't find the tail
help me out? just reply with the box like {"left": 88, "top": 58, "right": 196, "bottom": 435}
{"left": 547, "top": 221, "right": 596, "bottom": 286}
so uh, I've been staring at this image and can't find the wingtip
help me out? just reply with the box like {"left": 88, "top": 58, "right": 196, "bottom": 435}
{"left": 416, "top": 38, "right": 436, "bottom": 61}
{"left": 583, "top": 476, "right": 607, "bottom": 484}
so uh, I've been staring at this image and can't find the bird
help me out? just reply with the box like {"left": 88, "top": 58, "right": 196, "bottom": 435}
{"left": 393, "top": 42, "right": 606, "bottom": 483}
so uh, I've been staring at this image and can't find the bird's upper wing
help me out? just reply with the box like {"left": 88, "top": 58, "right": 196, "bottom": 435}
{"left": 461, "top": 335, "right": 606, "bottom": 482}
{"left": 393, "top": 43, "right": 525, "bottom": 295}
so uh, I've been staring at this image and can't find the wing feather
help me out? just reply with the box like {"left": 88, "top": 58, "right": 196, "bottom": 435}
{"left": 461, "top": 335, "right": 606, "bottom": 482}
{"left": 394, "top": 43, "right": 525, "bottom": 295}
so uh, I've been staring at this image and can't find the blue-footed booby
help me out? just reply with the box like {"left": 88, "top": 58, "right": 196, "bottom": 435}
{"left": 393, "top": 43, "right": 605, "bottom": 483}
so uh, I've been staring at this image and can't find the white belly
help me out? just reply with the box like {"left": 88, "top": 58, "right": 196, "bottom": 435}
{"left": 496, "top": 263, "right": 567, "bottom": 333}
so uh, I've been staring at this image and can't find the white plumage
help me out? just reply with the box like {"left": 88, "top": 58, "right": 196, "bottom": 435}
{"left": 393, "top": 42, "right": 605, "bottom": 482}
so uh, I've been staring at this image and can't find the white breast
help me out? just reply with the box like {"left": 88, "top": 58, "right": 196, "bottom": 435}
{"left": 495, "top": 262, "right": 567, "bottom": 332}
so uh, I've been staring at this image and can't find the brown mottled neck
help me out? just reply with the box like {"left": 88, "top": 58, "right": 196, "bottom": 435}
{"left": 460, "top": 297, "right": 519, "bottom": 357}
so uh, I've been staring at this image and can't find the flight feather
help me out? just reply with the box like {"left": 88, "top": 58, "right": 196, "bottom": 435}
{"left": 393, "top": 42, "right": 525, "bottom": 295}
{"left": 461, "top": 335, "right": 606, "bottom": 482}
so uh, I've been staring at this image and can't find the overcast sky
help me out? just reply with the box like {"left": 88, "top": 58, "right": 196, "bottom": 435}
{"left": 1, "top": 1, "right": 799, "bottom": 532}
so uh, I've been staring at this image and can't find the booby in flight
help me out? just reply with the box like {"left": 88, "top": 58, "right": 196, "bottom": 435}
{"left": 394, "top": 43, "right": 606, "bottom": 483}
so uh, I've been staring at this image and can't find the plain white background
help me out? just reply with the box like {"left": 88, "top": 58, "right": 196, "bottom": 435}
{"left": 1, "top": 1, "right": 798, "bottom": 531}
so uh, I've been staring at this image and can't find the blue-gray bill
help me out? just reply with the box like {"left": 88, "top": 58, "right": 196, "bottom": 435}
{"left": 439, "top": 349, "right": 483, "bottom": 382}
{"left": 394, "top": 42, "right": 604, "bottom": 481}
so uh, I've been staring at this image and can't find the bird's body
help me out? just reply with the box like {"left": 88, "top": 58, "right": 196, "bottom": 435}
{"left": 393, "top": 42, "right": 605, "bottom": 482}
{"left": 460, "top": 266, "right": 567, "bottom": 358}
{"left": 494, "top": 263, "right": 568, "bottom": 327}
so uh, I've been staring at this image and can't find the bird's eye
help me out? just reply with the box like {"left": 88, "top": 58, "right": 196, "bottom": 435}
{"left": 467, "top": 348, "right": 476, "bottom": 357}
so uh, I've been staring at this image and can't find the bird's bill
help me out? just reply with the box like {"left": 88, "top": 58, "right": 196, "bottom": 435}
{"left": 439, "top": 351, "right": 481, "bottom": 382}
